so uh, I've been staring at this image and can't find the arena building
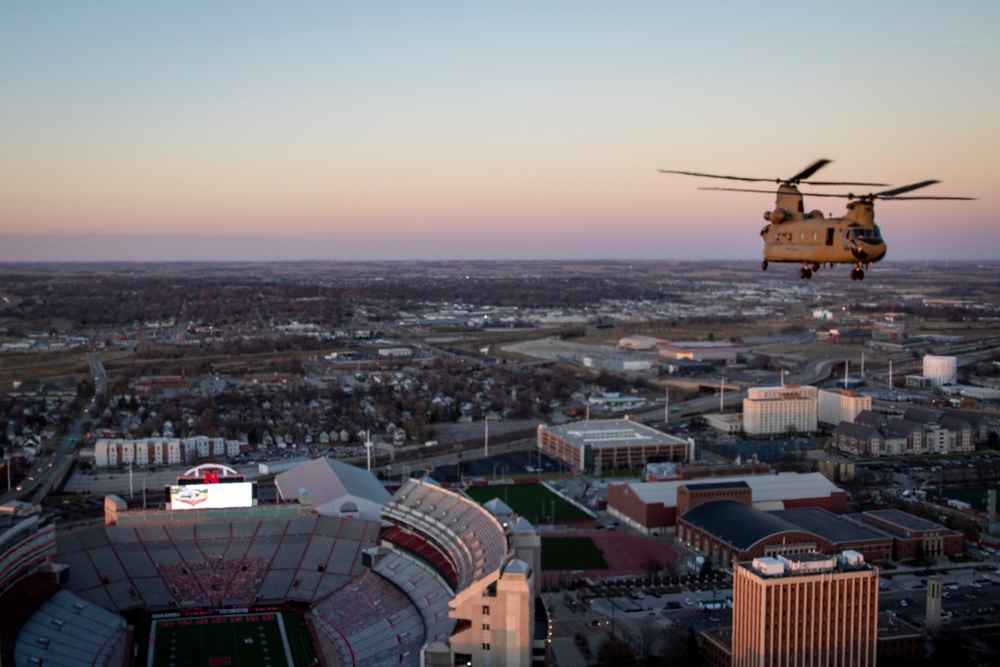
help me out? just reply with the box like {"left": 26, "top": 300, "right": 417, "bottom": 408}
{"left": 656, "top": 340, "right": 746, "bottom": 364}
{"left": 676, "top": 501, "right": 958, "bottom": 569}
{"left": 606, "top": 472, "right": 846, "bottom": 535}
{"left": 675, "top": 501, "right": 893, "bottom": 566}
{"left": 2, "top": 468, "right": 545, "bottom": 667}
{"left": 537, "top": 419, "right": 692, "bottom": 472}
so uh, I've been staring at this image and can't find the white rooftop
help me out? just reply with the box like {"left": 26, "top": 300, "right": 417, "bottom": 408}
{"left": 621, "top": 471, "right": 842, "bottom": 507}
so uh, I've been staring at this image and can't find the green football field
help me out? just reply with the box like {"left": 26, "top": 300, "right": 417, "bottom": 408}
{"left": 464, "top": 483, "right": 591, "bottom": 523}
{"left": 149, "top": 611, "right": 317, "bottom": 667}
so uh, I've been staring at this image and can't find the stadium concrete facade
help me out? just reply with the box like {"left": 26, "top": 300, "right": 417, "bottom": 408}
{"left": 1, "top": 466, "right": 545, "bottom": 667}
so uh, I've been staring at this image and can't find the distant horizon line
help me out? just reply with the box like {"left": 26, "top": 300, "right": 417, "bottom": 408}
{"left": 2, "top": 233, "right": 996, "bottom": 264}
{"left": 1, "top": 258, "right": 997, "bottom": 265}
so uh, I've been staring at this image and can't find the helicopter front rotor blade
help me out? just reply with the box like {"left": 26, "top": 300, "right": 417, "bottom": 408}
{"left": 875, "top": 180, "right": 939, "bottom": 198}
{"left": 789, "top": 159, "right": 831, "bottom": 183}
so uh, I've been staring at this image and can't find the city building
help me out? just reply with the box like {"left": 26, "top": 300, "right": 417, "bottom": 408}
{"left": 704, "top": 412, "right": 743, "bottom": 435}
{"left": 742, "top": 384, "right": 818, "bottom": 436}
{"left": 817, "top": 388, "right": 871, "bottom": 427}
{"left": 617, "top": 334, "right": 664, "bottom": 350}
{"left": 729, "top": 552, "right": 878, "bottom": 667}
{"left": 537, "top": 419, "right": 692, "bottom": 472}
{"left": 93, "top": 436, "right": 245, "bottom": 467}
{"left": 830, "top": 407, "right": 978, "bottom": 457}
{"left": 607, "top": 472, "right": 846, "bottom": 534}
{"left": 852, "top": 509, "right": 964, "bottom": 560}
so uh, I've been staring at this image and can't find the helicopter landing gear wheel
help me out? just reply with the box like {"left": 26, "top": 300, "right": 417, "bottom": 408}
{"left": 799, "top": 267, "right": 812, "bottom": 280}
{"left": 761, "top": 260, "right": 768, "bottom": 271}
{"left": 812, "top": 263, "right": 820, "bottom": 272}
{"left": 851, "top": 267, "right": 865, "bottom": 281}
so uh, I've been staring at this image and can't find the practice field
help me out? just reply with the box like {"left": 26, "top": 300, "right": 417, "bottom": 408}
{"left": 149, "top": 610, "right": 317, "bottom": 667}
{"left": 464, "top": 483, "right": 591, "bottom": 523}
{"left": 541, "top": 536, "right": 608, "bottom": 571}
{"left": 934, "top": 486, "right": 998, "bottom": 513}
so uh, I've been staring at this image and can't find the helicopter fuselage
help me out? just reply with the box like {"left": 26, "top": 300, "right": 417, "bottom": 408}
{"left": 759, "top": 186, "right": 887, "bottom": 267}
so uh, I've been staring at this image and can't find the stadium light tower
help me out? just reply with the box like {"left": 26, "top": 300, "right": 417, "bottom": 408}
{"left": 365, "top": 430, "right": 372, "bottom": 472}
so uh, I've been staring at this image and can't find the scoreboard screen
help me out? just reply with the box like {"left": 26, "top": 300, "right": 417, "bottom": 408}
{"left": 169, "top": 482, "right": 253, "bottom": 510}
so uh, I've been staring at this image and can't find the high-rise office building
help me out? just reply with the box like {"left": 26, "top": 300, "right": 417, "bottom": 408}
{"left": 730, "top": 552, "right": 878, "bottom": 667}
{"left": 742, "top": 384, "right": 818, "bottom": 436}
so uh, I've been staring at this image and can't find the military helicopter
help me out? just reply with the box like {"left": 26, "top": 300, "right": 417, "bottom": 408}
{"left": 660, "top": 159, "right": 973, "bottom": 280}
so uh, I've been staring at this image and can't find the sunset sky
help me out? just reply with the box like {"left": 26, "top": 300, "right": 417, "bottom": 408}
{"left": 1, "top": 2, "right": 997, "bottom": 262}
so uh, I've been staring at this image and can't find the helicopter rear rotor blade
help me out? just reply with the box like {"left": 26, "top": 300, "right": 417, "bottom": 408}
{"left": 789, "top": 158, "right": 831, "bottom": 183}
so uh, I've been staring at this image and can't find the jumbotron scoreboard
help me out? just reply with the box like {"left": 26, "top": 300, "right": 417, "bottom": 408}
{"left": 165, "top": 463, "right": 256, "bottom": 510}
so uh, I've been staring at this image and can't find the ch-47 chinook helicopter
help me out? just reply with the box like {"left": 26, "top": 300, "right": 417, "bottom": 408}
{"left": 660, "top": 159, "right": 973, "bottom": 280}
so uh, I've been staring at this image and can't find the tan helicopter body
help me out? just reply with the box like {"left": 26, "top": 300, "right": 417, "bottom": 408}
{"left": 661, "top": 159, "right": 971, "bottom": 280}
{"left": 759, "top": 184, "right": 887, "bottom": 278}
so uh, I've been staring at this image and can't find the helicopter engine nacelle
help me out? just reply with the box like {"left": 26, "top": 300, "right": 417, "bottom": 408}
{"left": 766, "top": 209, "right": 788, "bottom": 224}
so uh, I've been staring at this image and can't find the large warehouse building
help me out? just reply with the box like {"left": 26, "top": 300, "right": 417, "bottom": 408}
{"left": 537, "top": 419, "right": 692, "bottom": 472}
{"left": 656, "top": 341, "right": 746, "bottom": 364}
{"left": 606, "top": 472, "right": 846, "bottom": 534}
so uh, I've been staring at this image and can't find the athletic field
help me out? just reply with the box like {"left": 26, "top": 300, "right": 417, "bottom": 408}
{"left": 149, "top": 610, "right": 317, "bottom": 667}
{"left": 464, "top": 483, "right": 591, "bottom": 523}
{"left": 934, "top": 486, "right": 999, "bottom": 513}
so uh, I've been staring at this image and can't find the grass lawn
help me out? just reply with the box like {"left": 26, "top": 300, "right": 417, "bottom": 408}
{"left": 464, "top": 483, "right": 591, "bottom": 523}
{"left": 541, "top": 536, "right": 608, "bottom": 571}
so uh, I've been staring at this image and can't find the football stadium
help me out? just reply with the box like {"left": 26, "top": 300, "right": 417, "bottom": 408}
{"left": 0, "top": 461, "right": 547, "bottom": 667}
